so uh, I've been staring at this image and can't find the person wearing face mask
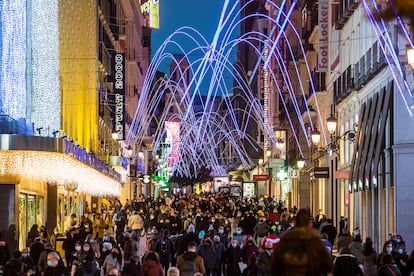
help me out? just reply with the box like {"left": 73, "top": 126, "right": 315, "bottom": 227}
{"left": 216, "top": 226, "right": 229, "bottom": 248}
{"left": 253, "top": 217, "right": 269, "bottom": 246}
{"left": 392, "top": 243, "right": 408, "bottom": 274}
{"left": 21, "top": 247, "right": 35, "bottom": 274}
{"left": 212, "top": 235, "right": 225, "bottom": 276}
{"left": 378, "top": 241, "right": 395, "bottom": 266}
{"left": 275, "top": 222, "right": 284, "bottom": 235}
{"left": 232, "top": 227, "right": 245, "bottom": 247}
{"left": 222, "top": 239, "right": 243, "bottom": 275}
{"left": 38, "top": 242, "right": 62, "bottom": 275}
{"left": 102, "top": 247, "right": 123, "bottom": 276}
{"left": 85, "top": 234, "right": 101, "bottom": 261}
{"left": 44, "top": 251, "right": 69, "bottom": 276}
{"left": 78, "top": 241, "right": 93, "bottom": 265}
{"left": 197, "top": 235, "right": 216, "bottom": 276}
{"left": 258, "top": 241, "right": 274, "bottom": 276}
{"left": 242, "top": 236, "right": 259, "bottom": 264}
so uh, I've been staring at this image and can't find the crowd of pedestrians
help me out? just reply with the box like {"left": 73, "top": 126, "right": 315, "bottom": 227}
{"left": 0, "top": 193, "right": 413, "bottom": 275}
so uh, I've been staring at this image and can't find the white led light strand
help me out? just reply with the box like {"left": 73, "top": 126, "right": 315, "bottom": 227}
{"left": 31, "top": 0, "right": 61, "bottom": 132}
{"left": 0, "top": 151, "right": 121, "bottom": 196}
{"left": 0, "top": 0, "right": 27, "bottom": 119}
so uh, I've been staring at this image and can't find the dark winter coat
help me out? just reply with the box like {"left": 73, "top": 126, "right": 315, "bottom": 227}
{"left": 197, "top": 241, "right": 216, "bottom": 269}
{"left": 272, "top": 227, "right": 333, "bottom": 275}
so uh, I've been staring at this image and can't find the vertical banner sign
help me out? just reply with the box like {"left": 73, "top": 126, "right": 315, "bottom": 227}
{"left": 318, "top": 0, "right": 329, "bottom": 72}
{"left": 113, "top": 53, "right": 125, "bottom": 140}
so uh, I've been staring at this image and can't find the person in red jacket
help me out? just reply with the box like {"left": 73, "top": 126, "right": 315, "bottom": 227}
{"left": 261, "top": 226, "right": 280, "bottom": 250}
{"left": 141, "top": 251, "right": 164, "bottom": 276}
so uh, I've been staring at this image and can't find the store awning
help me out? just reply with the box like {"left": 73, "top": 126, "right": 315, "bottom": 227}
{"left": 0, "top": 150, "right": 121, "bottom": 196}
{"left": 350, "top": 82, "right": 392, "bottom": 191}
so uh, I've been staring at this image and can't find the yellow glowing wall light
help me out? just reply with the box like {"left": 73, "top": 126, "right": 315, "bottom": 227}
{"left": 0, "top": 151, "right": 121, "bottom": 196}
{"left": 195, "top": 183, "right": 201, "bottom": 195}
{"left": 59, "top": 0, "right": 98, "bottom": 152}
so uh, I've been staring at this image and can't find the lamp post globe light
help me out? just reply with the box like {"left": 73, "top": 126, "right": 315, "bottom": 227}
{"left": 311, "top": 129, "right": 321, "bottom": 145}
{"left": 326, "top": 115, "right": 338, "bottom": 134}
{"left": 297, "top": 158, "right": 306, "bottom": 170}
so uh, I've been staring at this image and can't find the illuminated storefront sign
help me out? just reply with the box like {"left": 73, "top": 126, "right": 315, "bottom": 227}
{"left": 262, "top": 42, "right": 270, "bottom": 152}
{"left": 113, "top": 53, "right": 125, "bottom": 140}
{"left": 141, "top": 0, "right": 160, "bottom": 29}
{"left": 318, "top": 0, "right": 329, "bottom": 72}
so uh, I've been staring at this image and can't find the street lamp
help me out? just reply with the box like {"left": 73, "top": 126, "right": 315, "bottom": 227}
{"left": 297, "top": 158, "right": 306, "bottom": 170}
{"left": 326, "top": 115, "right": 338, "bottom": 134}
{"left": 311, "top": 129, "right": 321, "bottom": 145}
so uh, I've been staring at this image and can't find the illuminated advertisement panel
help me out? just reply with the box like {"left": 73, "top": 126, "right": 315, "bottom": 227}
{"left": 213, "top": 176, "right": 229, "bottom": 192}
{"left": 242, "top": 182, "right": 256, "bottom": 198}
{"left": 164, "top": 121, "right": 180, "bottom": 175}
{"left": 141, "top": 0, "right": 159, "bottom": 29}
{"left": 113, "top": 53, "right": 125, "bottom": 140}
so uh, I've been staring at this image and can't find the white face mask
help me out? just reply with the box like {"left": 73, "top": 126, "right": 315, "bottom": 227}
{"left": 231, "top": 243, "right": 238, "bottom": 248}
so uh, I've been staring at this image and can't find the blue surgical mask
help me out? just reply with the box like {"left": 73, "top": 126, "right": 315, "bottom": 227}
{"left": 236, "top": 230, "right": 241, "bottom": 235}
{"left": 22, "top": 253, "right": 28, "bottom": 258}
{"left": 47, "top": 261, "right": 54, "bottom": 267}
{"left": 103, "top": 236, "right": 109, "bottom": 241}
{"left": 397, "top": 249, "right": 404, "bottom": 254}
{"left": 89, "top": 239, "right": 95, "bottom": 243}
{"left": 386, "top": 247, "right": 393, "bottom": 253}
{"left": 218, "top": 229, "right": 224, "bottom": 234}
{"left": 396, "top": 239, "right": 401, "bottom": 243}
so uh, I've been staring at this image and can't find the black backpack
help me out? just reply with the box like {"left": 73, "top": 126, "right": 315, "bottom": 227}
{"left": 180, "top": 259, "right": 196, "bottom": 276}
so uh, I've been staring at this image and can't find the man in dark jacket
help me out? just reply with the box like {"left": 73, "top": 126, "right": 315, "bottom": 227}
{"left": 321, "top": 219, "right": 337, "bottom": 247}
{"left": 155, "top": 229, "right": 175, "bottom": 274}
{"left": 29, "top": 237, "right": 44, "bottom": 265}
{"left": 212, "top": 235, "right": 225, "bottom": 276}
{"left": 197, "top": 235, "right": 216, "bottom": 276}
{"left": 272, "top": 209, "right": 333, "bottom": 275}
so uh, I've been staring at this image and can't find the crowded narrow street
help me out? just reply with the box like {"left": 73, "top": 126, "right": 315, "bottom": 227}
{"left": 1, "top": 0, "right": 414, "bottom": 275}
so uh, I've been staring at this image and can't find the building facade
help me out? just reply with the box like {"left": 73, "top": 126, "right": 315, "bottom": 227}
{"left": 0, "top": 0, "right": 150, "bottom": 250}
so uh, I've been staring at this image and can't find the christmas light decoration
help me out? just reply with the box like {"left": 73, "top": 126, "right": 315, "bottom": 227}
{"left": 31, "top": 0, "right": 61, "bottom": 132}
{"left": 0, "top": 151, "right": 121, "bottom": 196}
{"left": 0, "top": 0, "right": 27, "bottom": 119}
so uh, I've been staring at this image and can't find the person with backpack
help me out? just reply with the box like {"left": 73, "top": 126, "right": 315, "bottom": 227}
{"left": 176, "top": 241, "right": 205, "bottom": 276}
{"left": 155, "top": 230, "right": 175, "bottom": 274}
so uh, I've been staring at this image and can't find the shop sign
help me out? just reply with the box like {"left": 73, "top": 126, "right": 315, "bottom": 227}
{"left": 334, "top": 170, "right": 351, "bottom": 179}
{"left": 253, "top": 174, "right": 270, "bottom": 181}
{"left": 311, "top": 167, "right": 329, "bottom": 179}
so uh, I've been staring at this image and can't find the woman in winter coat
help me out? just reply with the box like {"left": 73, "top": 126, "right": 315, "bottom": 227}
{"left": 141, "top": 251, "right": 164, "bottom": 276}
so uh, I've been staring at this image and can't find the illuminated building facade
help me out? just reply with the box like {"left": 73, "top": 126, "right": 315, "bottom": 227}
{"left": 0, "top": 0, "right": 150, "bottom": 249}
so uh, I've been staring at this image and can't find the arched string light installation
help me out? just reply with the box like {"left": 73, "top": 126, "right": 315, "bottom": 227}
{"left": 127, "top": 0, "right": 414, "bottom": 179}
